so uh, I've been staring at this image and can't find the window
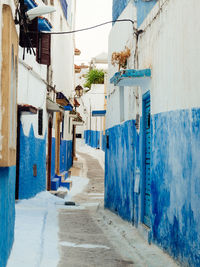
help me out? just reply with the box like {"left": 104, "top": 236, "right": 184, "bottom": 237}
{"left": 38, "top": 109, "right": 43, "bottom": 135}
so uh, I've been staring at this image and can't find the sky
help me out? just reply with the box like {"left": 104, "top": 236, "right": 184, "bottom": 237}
{"left": 75, "top": 0, "right": 112, "bottom": 65}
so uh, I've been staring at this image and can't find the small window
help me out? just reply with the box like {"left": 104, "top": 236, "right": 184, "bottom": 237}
{"left": 38, "top": 109, "right": 43, "bottom": 135}
{"left": 36, "top": 33, "right": 51, "bottom": 65}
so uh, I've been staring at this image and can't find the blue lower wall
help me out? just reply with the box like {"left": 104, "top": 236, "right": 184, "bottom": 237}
{"left": 105, "top": 120, "right": 138, "bottom": 222}
{"left": 151, "top": 108, "right": 200, "bottom": 267}
{"left": 51, "top": 137, "right": 72, "bottom": 179}
{"left": 18, "top": 125, "right": 46, "bottom": 199}
{"left": 51, "top": 137, "right": 56, "bottom": 178}
{"left": 0, "top": 166, "right": 16, "bottom": 267}
{"left": 84, "top": 130, "right": 104, "bottom": 149}
{"left": 59, "top": 139, "right": 73, "bottom": 173}
{"left": 105, "top": 108, "right": 200, "bottom": 267}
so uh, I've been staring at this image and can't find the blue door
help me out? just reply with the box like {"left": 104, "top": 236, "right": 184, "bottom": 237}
{"left": 143, "top": 92, "right": 151, "bottom": 227}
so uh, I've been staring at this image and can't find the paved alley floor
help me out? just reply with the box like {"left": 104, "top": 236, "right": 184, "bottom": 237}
{"left": 57, "top": 151, "right": 180, "bottom": 267}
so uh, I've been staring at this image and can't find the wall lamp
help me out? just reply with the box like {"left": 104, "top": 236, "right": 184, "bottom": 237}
{"left": 75, "top": 85, "right": 83, "bottom": 98}
{"left": 26, "top": 5, "right": 56, "bottom": 21}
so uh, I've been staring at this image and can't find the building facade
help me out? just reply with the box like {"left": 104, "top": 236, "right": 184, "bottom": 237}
{"left": 0, "top": 2, "right": 18, "bottom": 265}
{"left": 16, "top": 0, "right": 76, "bottom": 195}
{"left": 105, "top": 0, "right": 200, "bottom": 266}
{"left": 0, "top": 0, "right": 76, "bottom": 263}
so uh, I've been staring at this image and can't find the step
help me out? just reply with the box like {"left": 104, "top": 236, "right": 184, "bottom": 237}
{"left": 51, "top": 178, "right": 60, "bottom": 191}
{"left": 60, "top": 180, "right": 72, "bottom": 190}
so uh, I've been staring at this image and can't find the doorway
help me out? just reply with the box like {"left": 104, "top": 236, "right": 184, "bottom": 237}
{"left": 142, "top": 91, "right": 151, "bottom": 227}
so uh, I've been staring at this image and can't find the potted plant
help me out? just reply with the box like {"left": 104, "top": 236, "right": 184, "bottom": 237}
{"left": 111, "top": 46, "right": 131, "bottom": 71}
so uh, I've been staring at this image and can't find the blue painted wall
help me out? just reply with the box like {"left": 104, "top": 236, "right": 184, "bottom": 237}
{"left": 51, "top": 137, "right": 56, "bottom": 178}
{"left": 112, "top": 0, "right": 129, "bottom": 22}
{"left": 105, "top": 120, "right": 138, "bottom": 222}
{"left": 101, "top": 132, "right": 106, "bottom": 152}
{"left": 18, "top": 125, "right": 46, "bottom": 199}
{"left": 51, "top": 137, "right": 72, "bottom": 179}
{"left": 0, "top": 167, "right": 16, "bottom": 267}
{"left": 151, "top": 108, "right": 200, "bottom": 267}
{"left": 105, "top": 108, "right": 200, "bottom": 267}
{"left": 112, "top": 0, "right": 157, "bottom": 27}
{"left": 134, "top": 0, "right": 157, "bottom": 27}
{"left": 59, "top": 139, "right": 73, "bottom": 173}
{"left": 84, "top": 130, "right": 101, "bottom": 149}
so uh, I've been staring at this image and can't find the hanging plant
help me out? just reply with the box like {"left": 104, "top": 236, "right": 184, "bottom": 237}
{"left": 111, "top": 46, "right": 131, "bottom": 71}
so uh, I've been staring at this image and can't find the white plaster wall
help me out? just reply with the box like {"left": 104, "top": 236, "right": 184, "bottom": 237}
{"left": 107, "top": 0, "right": 200, "bottom": 130}
{"left": 81, "top": 84, "right": 105, "bottom": 132}
{"left": 106, "top": 2, "right": 137, "bottom": 129}
{"left": 139, "top": 0, "right": 200, "bottom": 115}
{"left": 18, "top": 62, "right": 47, "bottom": 139}
{"left": 50, "top": 0, "right": 75, "bottom": 99}
{"left": 64, "top": 111, "right": 72, "bottom": 140}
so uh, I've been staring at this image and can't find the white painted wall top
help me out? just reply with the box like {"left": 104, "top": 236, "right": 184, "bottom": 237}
{"left": 106, "top": 0, "right": 200, "bottom": 130}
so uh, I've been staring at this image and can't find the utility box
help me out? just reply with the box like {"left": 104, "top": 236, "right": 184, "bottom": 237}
{"left": 0, "top": 5, "right": 18, "bottom": 166}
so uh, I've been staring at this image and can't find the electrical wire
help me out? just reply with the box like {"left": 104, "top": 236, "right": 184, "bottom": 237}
{"left": 28, "top": 19, "right": 137, "bottom": 35}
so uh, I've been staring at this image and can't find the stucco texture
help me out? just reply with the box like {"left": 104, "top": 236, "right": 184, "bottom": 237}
{"left": 18, "top": 124, "right": 46, "bottom": 199}
{"left": 0, "top": 166, "right": 16, "bottom": 267}
{"left": 151, "top": 108, "right": 200, "bottom": 266}
{"left": 105, "top": 120, "right": 137, "bottom": 222}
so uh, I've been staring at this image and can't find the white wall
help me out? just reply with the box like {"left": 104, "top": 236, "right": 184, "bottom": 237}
{"left": 106, "top": 1, "right": 137, "bottom": 129}
{"left": 139, "top": 0, "right": 200, "bottom": 115}
{"left": 81, "top": 84, "right": 105, "bottom": 132}
{"left": 106, "top": 0, "right": 200, "bottom": 130}
{"left": 50, "top": 0, "right": 75, "bottom": 99}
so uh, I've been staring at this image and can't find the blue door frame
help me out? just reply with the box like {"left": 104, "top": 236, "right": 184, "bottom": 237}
{"left": 141, "top": 91, "right": 151, "bottom": 227}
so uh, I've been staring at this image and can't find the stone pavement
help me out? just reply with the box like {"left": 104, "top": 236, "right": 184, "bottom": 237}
{"left": 57, "top": 151, "right": 179, "bottom": 267}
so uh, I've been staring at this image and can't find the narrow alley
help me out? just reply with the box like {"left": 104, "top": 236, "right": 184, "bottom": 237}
{"left": 57, "top": 146, "right": 179, "bottom": 267}
{"left": 7, "top": 142, "right": 179, "bottom": 267}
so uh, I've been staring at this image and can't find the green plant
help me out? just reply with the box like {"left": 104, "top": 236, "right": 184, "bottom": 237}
{"left": 83, "top": 69, "right": 104, "bottom": 89}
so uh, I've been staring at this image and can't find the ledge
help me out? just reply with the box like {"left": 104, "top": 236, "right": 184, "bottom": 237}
{"left": 110, "top": 69, "right": 151, "bottom": 87}
{"left": 92, "top": 110, "right": 106, "bottom": 117}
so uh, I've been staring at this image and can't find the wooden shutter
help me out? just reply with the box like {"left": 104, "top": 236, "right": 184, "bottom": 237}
{"left": 36, "top": 33, "right": 51, "bottom": 65}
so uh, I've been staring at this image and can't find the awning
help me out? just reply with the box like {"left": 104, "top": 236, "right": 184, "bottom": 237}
{"left": 56, "top": 92, "right": 71, "bottom": 106}
{"left": 24, "top": 0, "right": 37, "bottom": 10}
{"left": 38, "top": 17, "right": 52, "bottom": 32}
{"left": 63, "top": 105, "right": 73, "bottom": 111}
{"left": 110, "top": 69, "right": 151, "bottom": 87}
{"left": 69, "top": 110, "right": 77, "bottom": 118}
{"left": 46, "top": 98, "right": 64, "bottom": 113}
{"left": 92, "top": 110, "right": 106, "bottom": 117}
{"left": 73, "top": 116, "right": 84, "bottom": 126}
{"left": 18, "top": 104, "right": 38, "bottom": 114}
{"left": 72, "top": 121, "right": 84, "bottom": 126}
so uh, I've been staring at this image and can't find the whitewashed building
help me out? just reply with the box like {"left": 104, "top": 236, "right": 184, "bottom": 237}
{"left": 15, "top": 0, "right": 76, "bottom": 197}
{"left": 105, "top": 1, "right": 200, "bottom": 267}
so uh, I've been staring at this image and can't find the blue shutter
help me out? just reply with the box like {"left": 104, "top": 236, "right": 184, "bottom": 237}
{"left": 143, "top": 95, "right": 151, "bottom": 227}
